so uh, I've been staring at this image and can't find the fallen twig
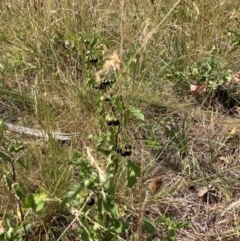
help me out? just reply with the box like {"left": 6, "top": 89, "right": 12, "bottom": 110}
{"left": 5, "top": 123, "right": 78, "bottom": 141}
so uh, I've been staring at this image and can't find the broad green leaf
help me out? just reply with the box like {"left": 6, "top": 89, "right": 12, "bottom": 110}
{"left": 3, "top": 173, "right": 12, "bottom": 191}
{"left": 113, "top": 219, "right": 124, "bottom": 234}
{"left": 80, "top": 217, "right": 92, "bottom": 241}
{"left": 101, "top": 195, "right": 116, "bottom": 216}
{"left": 24, "top": 193, "right": 47, "bottom": 212}
{"left": 3, "top": 216, "right": 11, "bottom": 230}
{"left": 12, "top": 183, "right": 24, "bottom": 201}
{"left": 24, "top": 193, "right": 35, "bottom": 209}
{"left": 16, "top": 158, "right": 27, "bottom": 170}
{"left": 97, "top": 134, "right": 108, "bottom": 149}
{"left": 102, "top": 232, "right": 114, "bottom": 241}
{"left": 108, "top": 127, "right": 116, "bottom": 145}
{"left": 129, "top": 107, "right": 145, "bottom": 122}
{"left": 146, "top": 138, "right": 160, "bottom": 150}
{"left": 7, "top": 141, "right": 24, "bottom": 153}
{"left": 113, "top": 95, "right": 124, "bottom": 111}
{"left": 62, "top": 183, "right": 83, "bottom": 205}
{"left": 0, "top": 151, "right": 12, "bottom": 162}
{"left": 191, "top": 67, "right": 198, "bottom": 76}
{"left": 34, "top": 193, "right": 46, "bottom": 212}
{"left": 142, "top": 218, "right": 157, "bottom": 235}
{"left": 80, "top": 229, "right": 91, "bottom": 241}
{"left": 126, "top": 160, "right": 140, "bottom": 188}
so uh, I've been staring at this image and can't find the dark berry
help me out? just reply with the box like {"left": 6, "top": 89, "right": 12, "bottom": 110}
{"left": 95, "top": 82, "right": 107, "bottom": 90}
{"left": 105, "top": 95, "right": 112, "bottom": 101}
{"left": 113, "top": 119, "right": 120, "bottom": 126}
{"left": 94, "top": 80, "right": 114, "bottom": 90}
{"left": 125, "top": 145, "right": 132, "bottom": 149}
{"left": 125, "top": 150, "right": 131, "bottom": 156}
{"left": 89, "top": 58, "right": 98, "bottom": 63}
{"left": 106, "top": 116, "right": 119, "bottom": 126}
{"left": 106, "top": 120, "right": 113, "bottom": 126}
{"left": 120, "top": 149, "right": 131, "bottom": 157}
{"left": 115, "top": 146, "right": 121, "bottom": 153}
{"left": 87, "top": 197, "right": 95, "bottom": 206}
{"left": 120, "top": 150, "right": 127, "bottom": 157}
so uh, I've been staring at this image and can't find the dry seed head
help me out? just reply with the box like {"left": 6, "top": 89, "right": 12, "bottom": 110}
{"left": 139, "top": 18, "right": 153, "bottom": 49}
{"left": 100, "top": 43, "right": 108, "bottom": 56}
{"left": 141, "top": 18, "right": 151, "bottom": 39}
{"left": 106, "top": 53, "right": 121, "bottom": 71}
{"left": 95, "top": 52, "right": 121, "bottom": 82}
{"left": 148, "top": 176, "right": 163, "bottom": 195}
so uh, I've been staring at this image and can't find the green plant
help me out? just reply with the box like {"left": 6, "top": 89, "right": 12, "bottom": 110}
{"left": 0, "top": 120, "right": 27, "bottom": 240}
{"left": 0, "top": 120, "right": 51, "bottom": 241}
{"left": 62, "top": 52, "right": 144, "bottom": 240}
{"left": 2, "top": 0, "right": 240, "bottom": 240}
{"left": 159, "top": 115, "right": 189, "bottom": 158}
{"left": 168, "top": 48, "right": 233, "bottom": 96}
{"left": 141, "top": 215, "right": 189, "bottom": 241}
{"left": 187, "top": 49, "right": 232, "bottom": 91}
{"left": 157, "top": 215, "right": 189, "bottom": 241}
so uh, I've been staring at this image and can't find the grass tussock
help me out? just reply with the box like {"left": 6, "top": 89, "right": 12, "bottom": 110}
{"left": 1, "top": 0, "right": 240, "bottom": 240}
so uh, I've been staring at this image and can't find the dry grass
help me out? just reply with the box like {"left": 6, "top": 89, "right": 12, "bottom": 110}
{"left": 1, "top": 0, "right": 240, "bottom": 240}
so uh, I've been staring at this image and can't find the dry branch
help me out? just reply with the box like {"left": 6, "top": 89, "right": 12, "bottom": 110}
{"left": 5, "top": 123, "right": 78, "bottom": 141}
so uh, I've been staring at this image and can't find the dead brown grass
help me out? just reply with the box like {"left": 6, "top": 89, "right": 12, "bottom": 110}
{"left": 1, "top": 0, "right": 240, "bottom": 240}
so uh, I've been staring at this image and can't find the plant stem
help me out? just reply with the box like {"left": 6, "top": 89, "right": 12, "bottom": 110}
{"left": 120, "top": 0, "right": 126, "bottom": 62}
